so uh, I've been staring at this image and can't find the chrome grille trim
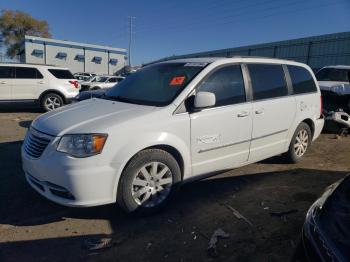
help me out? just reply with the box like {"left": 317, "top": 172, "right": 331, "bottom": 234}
{"left": 23, "top": 128, "right": 53, "bottom": 159}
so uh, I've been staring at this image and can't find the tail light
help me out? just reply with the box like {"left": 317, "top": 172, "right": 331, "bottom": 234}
{"left": 69, "top": 80, "right": 79, "bottom": 89}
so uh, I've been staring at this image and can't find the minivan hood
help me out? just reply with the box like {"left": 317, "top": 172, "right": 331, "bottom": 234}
{"left": 32, "top": 98, "right": 156, "bottom": 136}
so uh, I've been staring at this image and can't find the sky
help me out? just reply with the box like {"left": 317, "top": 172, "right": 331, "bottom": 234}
{"left": 1, "top": 0, "right": 350, "bottom": 65}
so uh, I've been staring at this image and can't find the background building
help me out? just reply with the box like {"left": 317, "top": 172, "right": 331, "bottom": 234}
{"left": 152, "top": 31, "right": 350, "bottom": 71}
{"left": 19, "top": 35, "right": 127, "bottom": 74}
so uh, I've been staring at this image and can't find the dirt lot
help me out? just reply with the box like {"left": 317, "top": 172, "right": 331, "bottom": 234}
{"left": 0, "top": 105, "right": 349, "bottom": 262}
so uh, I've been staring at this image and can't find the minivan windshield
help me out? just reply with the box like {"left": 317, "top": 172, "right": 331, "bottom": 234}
{"left": 316, "top": 68, "right": 350, "bottom": 82}
{"left": 105, "top": 62, "right": 206, "bottom": 106}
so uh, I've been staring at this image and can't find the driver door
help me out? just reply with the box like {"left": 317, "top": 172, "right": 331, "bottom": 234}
{"left": 190, "top": 64, "right": 253, "bottom": 176}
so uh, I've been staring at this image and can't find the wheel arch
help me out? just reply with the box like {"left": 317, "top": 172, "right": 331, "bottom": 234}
{"left": 301, "top": 118, "right": 315, "bottom": 139}
{"left": 38, "top": 89, "right": 66, "bottom": 104}
{"left": 120, "top": 144, "right": 185, "bottom": 181}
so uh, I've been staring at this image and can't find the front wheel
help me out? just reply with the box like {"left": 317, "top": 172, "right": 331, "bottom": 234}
{"left": 284, "top": 122, "right": 312, "bottom": 163}
{"left": 117, "top": 149, "right": 181, "bottom": 214}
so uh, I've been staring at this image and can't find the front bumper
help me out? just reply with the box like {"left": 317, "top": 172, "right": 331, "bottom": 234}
{"left": 21, "top": 142, "right": 118, "bottom": 207}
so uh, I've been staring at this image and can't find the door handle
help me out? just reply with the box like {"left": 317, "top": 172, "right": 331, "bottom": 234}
{"left": 255, "top": 109, "right": 264, "bottom": 114}
{"left": 237, "top": 111, "right": 250, "bottom": 117}
{"left": 37, "top": 81, "right": 44, "bottom": 84}
{"left": 0, "top": 81, "right": 7, "bottom": 84}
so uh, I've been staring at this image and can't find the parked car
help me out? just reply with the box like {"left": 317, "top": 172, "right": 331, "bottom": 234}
{"left": 73, "top": 88, "right": 109, "bottom": 102}
{"left": 0, "top": 63, "right": 79, "bottom": 111}
{"left": 316, "top": 66, "right": 350, "bottom": 130}
{"left": 316, "top": 65, "right": 350, "bottom": 94}
{"left": 80, "top": 75, "right": 124, "bottom": 91}
{"left": 22, "top": 57, "right": 324, "bottom": 214}
{"left": 293, "top": 174, "right": 350, "bottom": 261}
{"left": 74, "top": 72, "right": 96, "bottom": 82}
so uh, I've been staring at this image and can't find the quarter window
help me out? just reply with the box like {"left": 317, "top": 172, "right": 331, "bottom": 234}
{"left": 0, "top": 67, "right": 13, "bottom": 78}
{"left": 48, "top": 69, "right": 74, "bottom": 79}
{"left": 15, "top": 67, "right": 43, "bottom": 79}
{"left": 248, "top": 64, "right": 288, "bottom": 100}
{"left": 287, "top": 65, "right": 317, "bottom": 94}
{"left": 197, "top": 65, "right": 246, "bottom": 107}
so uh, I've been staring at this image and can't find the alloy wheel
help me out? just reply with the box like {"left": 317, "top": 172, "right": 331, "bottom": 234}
{"left": 131, "top": 161, "right": 173, "bottom": 208}
{"left": 294, "top": 129, "right": 309, "bottom": 157}
{"left": 45, "top": 96, "right": 61, "bottom": 110}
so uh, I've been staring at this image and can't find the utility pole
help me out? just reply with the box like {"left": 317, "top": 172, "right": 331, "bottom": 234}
{"left": 128, "top": 16, "right": 135, "bottom": 67}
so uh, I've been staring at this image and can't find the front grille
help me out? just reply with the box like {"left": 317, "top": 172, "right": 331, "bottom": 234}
{"left": 24, "top": 129, "right": 52, "bottom": 159}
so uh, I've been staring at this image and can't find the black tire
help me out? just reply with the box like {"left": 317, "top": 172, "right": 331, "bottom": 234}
{"left": 40, "top": 93, "right": 64, "bottom": 112}
{"left": 91, "top": 86, "right": 101, "bottom": 90}
{"left": 117, "top": 149, "right": 181, "bottom": 214}
{"left": 284, "top": 122, "right": 312, "bottom": 163}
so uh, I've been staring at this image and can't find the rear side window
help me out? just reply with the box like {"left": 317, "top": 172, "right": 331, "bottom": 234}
{"left": 288, "top": 65, "right": 317, "bottom": 94}
{"left": 0, "top": 67, "right": 13, "bottom": 78}
{"left": 197, "top": 65, "right": 246, "bottom": 107}
{"left": 15, "top": 67, "right": 43, "bottom": 79}
{"left": 248, "top": 64, "right": 288, "bottom": 101}
{"left": 48, "top": 69, "right": 74, "bottom": 79}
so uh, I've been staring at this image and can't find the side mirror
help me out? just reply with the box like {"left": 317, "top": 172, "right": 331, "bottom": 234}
{"left": 194, "top": 91, "right": 216, "bottom": 109}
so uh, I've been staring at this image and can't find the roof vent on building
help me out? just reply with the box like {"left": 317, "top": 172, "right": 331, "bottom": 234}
{"left": 56, "top": 52, "right": 67, "bottom": 59}
{"left": 92, "top": 56, "right": 102, "bottom": 64}
{"left": 32, "top": 49, "right": 44, "bottom": 57}
{"left": 75, "top": 54, "right": 85, "bottom": 61}
{"left": 109, "top": 58, "right": 118, "bottom": 65}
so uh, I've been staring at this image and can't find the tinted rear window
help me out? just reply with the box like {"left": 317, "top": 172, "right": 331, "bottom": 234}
{"left": 288, "top": 65, "right": 317, "bottom": 94}
{"left": 248, "top": 64, "right": 288, "bottom": 100}
{"left": 0, "top": 67, "right": 13, "bottom": 78}
{"left": 15, "top": 67, "right": 43, "bottom": 79}
{"left": 48, "top": 69, "right": 74, "bottom": 79}
{"left": 316, "top": 68, "right": 350, "bottom": 82}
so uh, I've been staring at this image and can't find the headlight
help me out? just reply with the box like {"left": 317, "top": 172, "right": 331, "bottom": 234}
{"left": 57, "top": 134, "right": 107, "bottom": 157}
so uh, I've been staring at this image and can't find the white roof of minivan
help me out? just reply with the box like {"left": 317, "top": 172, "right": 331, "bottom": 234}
{"left": 161, "top": 56, "right": 308, "bottom": 67}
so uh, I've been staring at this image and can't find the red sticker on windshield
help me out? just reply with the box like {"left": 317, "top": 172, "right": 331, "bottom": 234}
{"left": 170, "top": 76, "right": 186, "bottom": 86}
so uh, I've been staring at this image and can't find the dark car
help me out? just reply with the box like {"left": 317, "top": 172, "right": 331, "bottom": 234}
{"left": 73, "top": 88, "right": 108, "bottom": 102}
{"left": 294, "top": 174, "right": 350, "bottom": 262}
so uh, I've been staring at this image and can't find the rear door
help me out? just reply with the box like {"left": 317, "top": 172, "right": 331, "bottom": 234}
{"left": 13, "top": 67, "right": 44, "bottom": 100}
{"left": 0, "top": 66, "right": 14, "bottom": 100}
{"left": 247, "top": 63, "right": 296, "bottom": 161}
{"left": 190, "top": 64, "right": 253, "bottom": 176}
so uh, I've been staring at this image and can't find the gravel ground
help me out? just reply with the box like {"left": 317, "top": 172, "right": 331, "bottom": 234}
{"left": 0, "top": 105, "right": 349, "bottom": 262}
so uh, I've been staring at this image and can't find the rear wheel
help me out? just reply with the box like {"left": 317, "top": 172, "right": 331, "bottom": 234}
{"left": 91, "top": 86, "right": 101, "bottom": 90}
{"left": 117, "top": 149, "right": 181, "bottom": 214}
{"left": 284, "top": 122, "right": 312, "bottom": 163}
{"left": 41, "top": 93, "right": 64, "bottom": 112}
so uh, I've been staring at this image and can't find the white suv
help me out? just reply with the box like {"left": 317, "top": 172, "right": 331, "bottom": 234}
{"left": 22, "top": 57, "right": 324, "bottom": 213}
{"left": 0, "top": 63, "right": 79, "bottom": 111}
{"left": 80, "top": 75, "right": 124, "bottom": 91}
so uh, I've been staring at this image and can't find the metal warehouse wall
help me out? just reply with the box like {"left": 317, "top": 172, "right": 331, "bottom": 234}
{"left": 158, "top": 31, "right": 350, "bottom": 70}
{"left": 21, "top": 36, "right": 127, "bottom": 75}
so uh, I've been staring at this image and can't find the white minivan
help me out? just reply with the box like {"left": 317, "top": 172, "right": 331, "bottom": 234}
{"left": 22, "top": 57, "right": 324, "bottom": 213}
{"left": 0, "top": 63, "right": 79, "bottom": 111}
